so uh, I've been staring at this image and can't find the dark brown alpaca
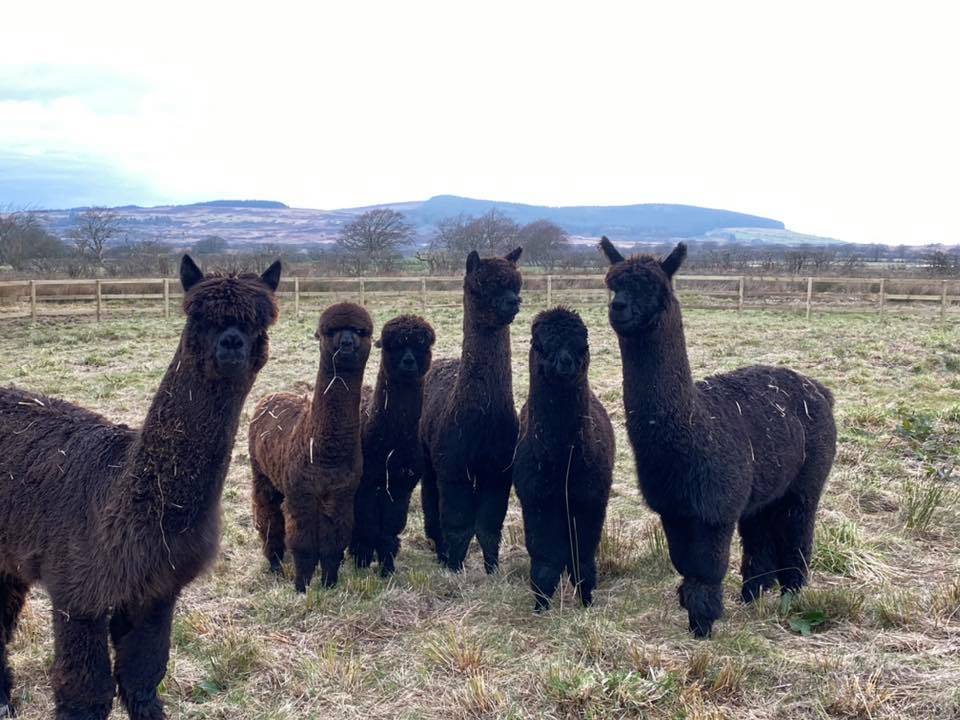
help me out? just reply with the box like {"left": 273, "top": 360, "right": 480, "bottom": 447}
{"left": 350, "top": 315, "right": 436, "bottom": 576}
{"left": 0, "top": 256, "right": 281, "bottom": 719}
{"left": 419, "top": 247, "right": 523, "bottom": 573}
{"left": 600, "top": 237, "right": 836, "bottom": 638}
{"left": 249, "top": 302, "right": 373, "bottom": 592}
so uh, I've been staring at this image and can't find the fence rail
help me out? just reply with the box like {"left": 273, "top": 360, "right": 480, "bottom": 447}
{"left": 0, "top": 274, "right": 957, "bottom": 322}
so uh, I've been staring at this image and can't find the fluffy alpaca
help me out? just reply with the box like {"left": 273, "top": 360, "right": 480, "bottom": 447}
{"left": 419, "top": 247, "right": 523, "bottom": 572}
{"left": 0, "top": 256, "right": 281, "bottom": 719}
{"left": 600, "top": 237, "right": 837, "bottom": 637}
{"left": 249, "top": 302, "right": 373, "bottom": 592}
{"left": 514, "top": 307, "right": 615, "bottom": 611}
{"left": 350, "top": 315, "right": 436, "bottom": 576}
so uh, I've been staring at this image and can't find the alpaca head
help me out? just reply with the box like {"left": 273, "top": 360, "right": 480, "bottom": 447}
{"left": 530, "top": 306, "right": 589, "bottom": 387}
{"left": 377, "top": 315, "right": 436, "bottom": 383}
{"left": 180, "top": 255, "right": 281, "bottom": 380}
{"left": 463, "top": 247, "right": 523, "bottom": 328}
{"left": 314, "top": 302, "right": 374, "bottom": 372}
{"left": 599, "top": 237, "right": 686, "bottom": 336}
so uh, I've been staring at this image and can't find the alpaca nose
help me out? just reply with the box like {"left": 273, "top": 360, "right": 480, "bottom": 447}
{"left": 400, "top": 351, "right": 418, "bottom": 372}
{"left": 610, "top": 293, "right": 629, "bottom": 314}
{"left": 216, "top": 328, "right": 248, "bottom": 375}
{"left": 339, "top": 331, "right": 358, "bottom": 353}
{"left": 556, "top": 351, "right": 575, "bottom": 376}
{"left": 219, "top": 330, "right": 245, "bottom": 351}
{"left": 500, "top": 292, "right": 521, "bottom": 314}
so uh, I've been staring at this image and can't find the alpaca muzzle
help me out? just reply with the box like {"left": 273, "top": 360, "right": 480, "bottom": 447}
{"left": 215, "top": 327, "right": 249, "bottom": 376}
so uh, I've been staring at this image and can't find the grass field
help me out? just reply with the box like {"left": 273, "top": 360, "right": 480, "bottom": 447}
{"left": 1, "top": 301, "right": 959, "bottom": 719}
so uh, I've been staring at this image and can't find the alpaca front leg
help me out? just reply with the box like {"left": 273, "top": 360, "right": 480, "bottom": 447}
{"left": 110, "top": 596, "right": 177, "bottom": 720}
{"left": 319, "top": 551, "right": 344, "bottom": 588}
{"left": 420, "top": 453, "right": 447, "bottom": 563}
{"left": 50, "top": 609, "right": 115, "bottom": 720}
{"left": 530, "top": 559, "right": 563, "bottom": 612}
{"left": 0, "top": 576, "right": 28, "bottom": 716}
{"left": 293, "top": 550, "right": 320, "bottom": 593}
{"left": 438, "top": 470, "right": 477, "bottom": 572}
{"left": 252, "top": 469, "right": 285, "bottom": 574}
{"left": 377, "top": 487, "right": 414, "bottom": 576}
{"left": 661, "top": 517, "right": 734, "bottom": 638}
{"left": 474, "top": 468, "right": 512, "bottom": 574}
{"left": 350, "top": 478, "right": 380, "bottom": 569}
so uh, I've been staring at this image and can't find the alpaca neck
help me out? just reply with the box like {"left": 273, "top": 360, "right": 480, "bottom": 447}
{"left": 527, "top": 372, "right": 591, "bottom": 447}
{"left": 619, "top": 303, "right": 697, "bottom": 434}
{"left": 457, "top": 314, "right": 513, "bottom": 405}
{"left": 129, "top": 341, "right": 252, "bottom": 530}
{"left": 366, "top": 366, "right": 423, "bottom": 435}
{"left": 308, "top": 354, "right": 364, "bottom": 462}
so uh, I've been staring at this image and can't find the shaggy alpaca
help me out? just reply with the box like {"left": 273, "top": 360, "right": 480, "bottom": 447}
{"left": 249, "top": 302, "right": 373, "bottom": 592}
{"left": 514, "top": 307, "right": 615, "bottom": 611}
{"left": 600, "top": 237, "right": 837, "bottom": 637}
{"left": 0, "top": 256, "right": 281, "bottom": 719}
{"left": 350, "top": 315, "right": 436, "bottom": 576}
{"left": 419, "top": 247, "right": 523, "bottom": 572}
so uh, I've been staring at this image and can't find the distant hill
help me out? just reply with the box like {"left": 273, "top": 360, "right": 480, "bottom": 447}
{"left": 31, "top": 194, "right": 789, "bottom": 249}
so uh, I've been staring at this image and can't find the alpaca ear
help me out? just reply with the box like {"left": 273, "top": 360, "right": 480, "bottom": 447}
{"left": 599, "top": 236, "right": 624, "bottom": 265}
{"left": 466, "top": 250, "right": 481, "bottom": 274}
{"left": 660, "top": 242, "right": 687, "bottom": 278}
{"left": 180, "top": 254, "right": 204, "bottom": 292}
{"left": 260, "top": 260, "right": 282, "bottom": 292}
{"left": 504, "top": 246, "right": 522, "bottom": 265}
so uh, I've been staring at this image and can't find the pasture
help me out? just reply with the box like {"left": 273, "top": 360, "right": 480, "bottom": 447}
{"left": 1, "top": 303, "right": 958, "bottom": 719}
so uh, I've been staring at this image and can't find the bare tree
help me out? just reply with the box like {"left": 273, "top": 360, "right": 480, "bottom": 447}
{"left": 69, "top": 207, "right": 123, "bottom": 264}
{"left": 0, "top": 210, "right": 67, "bottom": 270}
{"left": 517, "top": 219, "right": 568, "bottom": 270}
{"left": 337, "top": 208, "right": 414, "bottom": 274}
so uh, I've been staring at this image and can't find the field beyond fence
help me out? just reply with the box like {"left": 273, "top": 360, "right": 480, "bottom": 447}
{"left": 1, "top": 273, "right": 958, "bottom": 322}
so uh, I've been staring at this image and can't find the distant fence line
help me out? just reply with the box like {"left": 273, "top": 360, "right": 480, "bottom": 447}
{"left": 0, "top": 274, "right": 957, "bottom": 322}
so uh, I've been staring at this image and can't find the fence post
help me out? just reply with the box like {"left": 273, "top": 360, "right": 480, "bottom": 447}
{"left": 546, "top": 275, "right": 553, "bottom": 308}
{"left": 163, "top": 278, "right": 170, "bottom": 319}
{"left": 360, "top": 279, "right": 366, "bottom": 306}
{"left": 805, "top": 277, "right": 813, "bottom": 320}
{"left": 942, "top": 280, "right": 948, "bottom": 322}
{"left": 738, "top": 276, "right": 744, "bottom": 312}
{"left": 96, "top": 279, "right": 102, "bottom": 322}
{"left": 294, "top": 276, "right": 300, "bottom": 318}
{"left": 420, "top": 278, "right": 427, "bottom": 312}
{"left": 878, "top": 278, "right": 885, "bottom": 319}
{"left": 30, "top": 280, "right": 37, "bottom": 322}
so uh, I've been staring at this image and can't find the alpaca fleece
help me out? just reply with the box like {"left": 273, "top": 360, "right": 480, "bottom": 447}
{"left": 249, "top": 302, "right": 373, "bottom": 591}
{"left": 513, "top": 308, "right": 615, "bottom": 611}
{"left": 600, "top": 237, "right": 836, "bottom": 637}
{"left": 350, "top": 315, "right": 436, "bottom": 576}
{"left": 0, "top": 255, "right": 280, "bottom": 719}
{"left": 419, "top": 247, "right": 523, "bottom": 572}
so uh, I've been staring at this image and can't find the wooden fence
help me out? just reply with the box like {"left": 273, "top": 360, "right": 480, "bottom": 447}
{"left": 0, "top": 274, "right": 957, "bottom": 322}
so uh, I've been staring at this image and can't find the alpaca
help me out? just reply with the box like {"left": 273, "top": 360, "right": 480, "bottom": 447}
{"left": 599, "top": 237, "right": 837, "bottom": 637}
{"left": 249, "top": 302, "right": 373, "bottom": 592}
{"left": 350, "top": 315, "right": 436, "bottom": 576}
{"left": 0, "top": 256, "right": 281, "bottom": 719}
{"left": 419, "top": 247, "right": 523, "bottom": 573}
{"left": 514, "top": 307, "right": 615, "bottom": 611}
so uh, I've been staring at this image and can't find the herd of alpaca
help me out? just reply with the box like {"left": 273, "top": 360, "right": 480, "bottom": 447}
{"left": 0, "top": 241, "right": 836, "bottom": 717}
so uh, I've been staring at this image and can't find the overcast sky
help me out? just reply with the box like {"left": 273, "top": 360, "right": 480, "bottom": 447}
{"left": 1, "top": 1, "right": 957, "bottom": 244}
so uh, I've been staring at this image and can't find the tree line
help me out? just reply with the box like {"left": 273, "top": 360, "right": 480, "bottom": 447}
{"left": 2, "top": 206, "right": 959, "bottom": 279}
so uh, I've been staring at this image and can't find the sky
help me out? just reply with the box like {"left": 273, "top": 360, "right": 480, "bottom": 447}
{"left": 1, "top": 1, "right": 958, "bottom": 245}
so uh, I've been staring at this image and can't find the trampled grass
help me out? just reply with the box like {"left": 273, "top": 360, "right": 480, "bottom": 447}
{"left": 1, "top": 299, "right": 959, "bottom": 719}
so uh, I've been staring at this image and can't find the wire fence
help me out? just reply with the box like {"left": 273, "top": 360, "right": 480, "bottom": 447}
{"left": 0, "top": 274, "right": 958, "bottom": 322}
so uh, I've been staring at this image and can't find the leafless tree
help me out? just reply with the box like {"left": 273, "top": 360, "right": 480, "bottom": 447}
{"left": 517, "top": 219, "right": 568, "bottom": 270}
{"left": 337, "top": 208, "right": 414, "bottom": 274}
{"left": 68, "top": 207, "right": 123, "bottom": 264}
{"left": 0, "top": 210, "right": 67, "bottom": 270}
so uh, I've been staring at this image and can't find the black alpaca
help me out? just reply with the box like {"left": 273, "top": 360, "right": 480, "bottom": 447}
{"left": 600, "top": 237, "right": 837, "bottom": 637}
{"left": 350, "top": 315, "right": 436, "bottom": 576}
{"left": 419, "top": 247, "right": 523, "bottom": 572}
{"left": 514, "top": 308, "right": 615, "bottom": 611}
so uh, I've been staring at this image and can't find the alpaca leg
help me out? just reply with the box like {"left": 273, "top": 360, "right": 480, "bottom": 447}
{"left": 50, "top": 609, "right": 114, "bottom": 720}
{"left": 110, "top": 595, "right": 176, "bottom": 720}
{"left": 530, "top": 559, "right": 563, "bottom": 612}
{"left": 319, "top": 551, "right": 345, "bottom": 589}
{"left": 377, "top": 488, "right": 414, "bottom": 577}
{"left": 350, "top": 479, "right": 379, "bottom": 570}
{"left": 293, "top": 550, "right": 320, "bottom": 593}
{"left": 738, "top": 508, "right": 780, "bottom": 603}
{"left": 571, "top": 512, "right": 603, "bottom": 608}
{"left": 252, "top": 468, "right": 285, "bottom": 574}
{"left": 661, "top": 516, "right": 734, "bottom": 638}
{"left": 773, "top": 490, "right": 823, "bottom": 593}
{"left": 438, "top": 470, "right": 476, "bottom": 573}
{"left": 475, "top": 468, "right": 512, "bottom": 574}
{"left": 420, "top": 450, "right": 446, "bottom": 563}
{"left": 0, "top": 576, "right": 28, "bottom": 715}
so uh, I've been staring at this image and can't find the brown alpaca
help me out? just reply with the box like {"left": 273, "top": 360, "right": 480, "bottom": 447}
{"left": 249, "top": 302, "right": 373, "bottom": 592}
{"left": 0, "top": 256, "right": 281, "bottom": 720}
{"left": 419, "top": 247, "right": 523, "bottom": 573}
